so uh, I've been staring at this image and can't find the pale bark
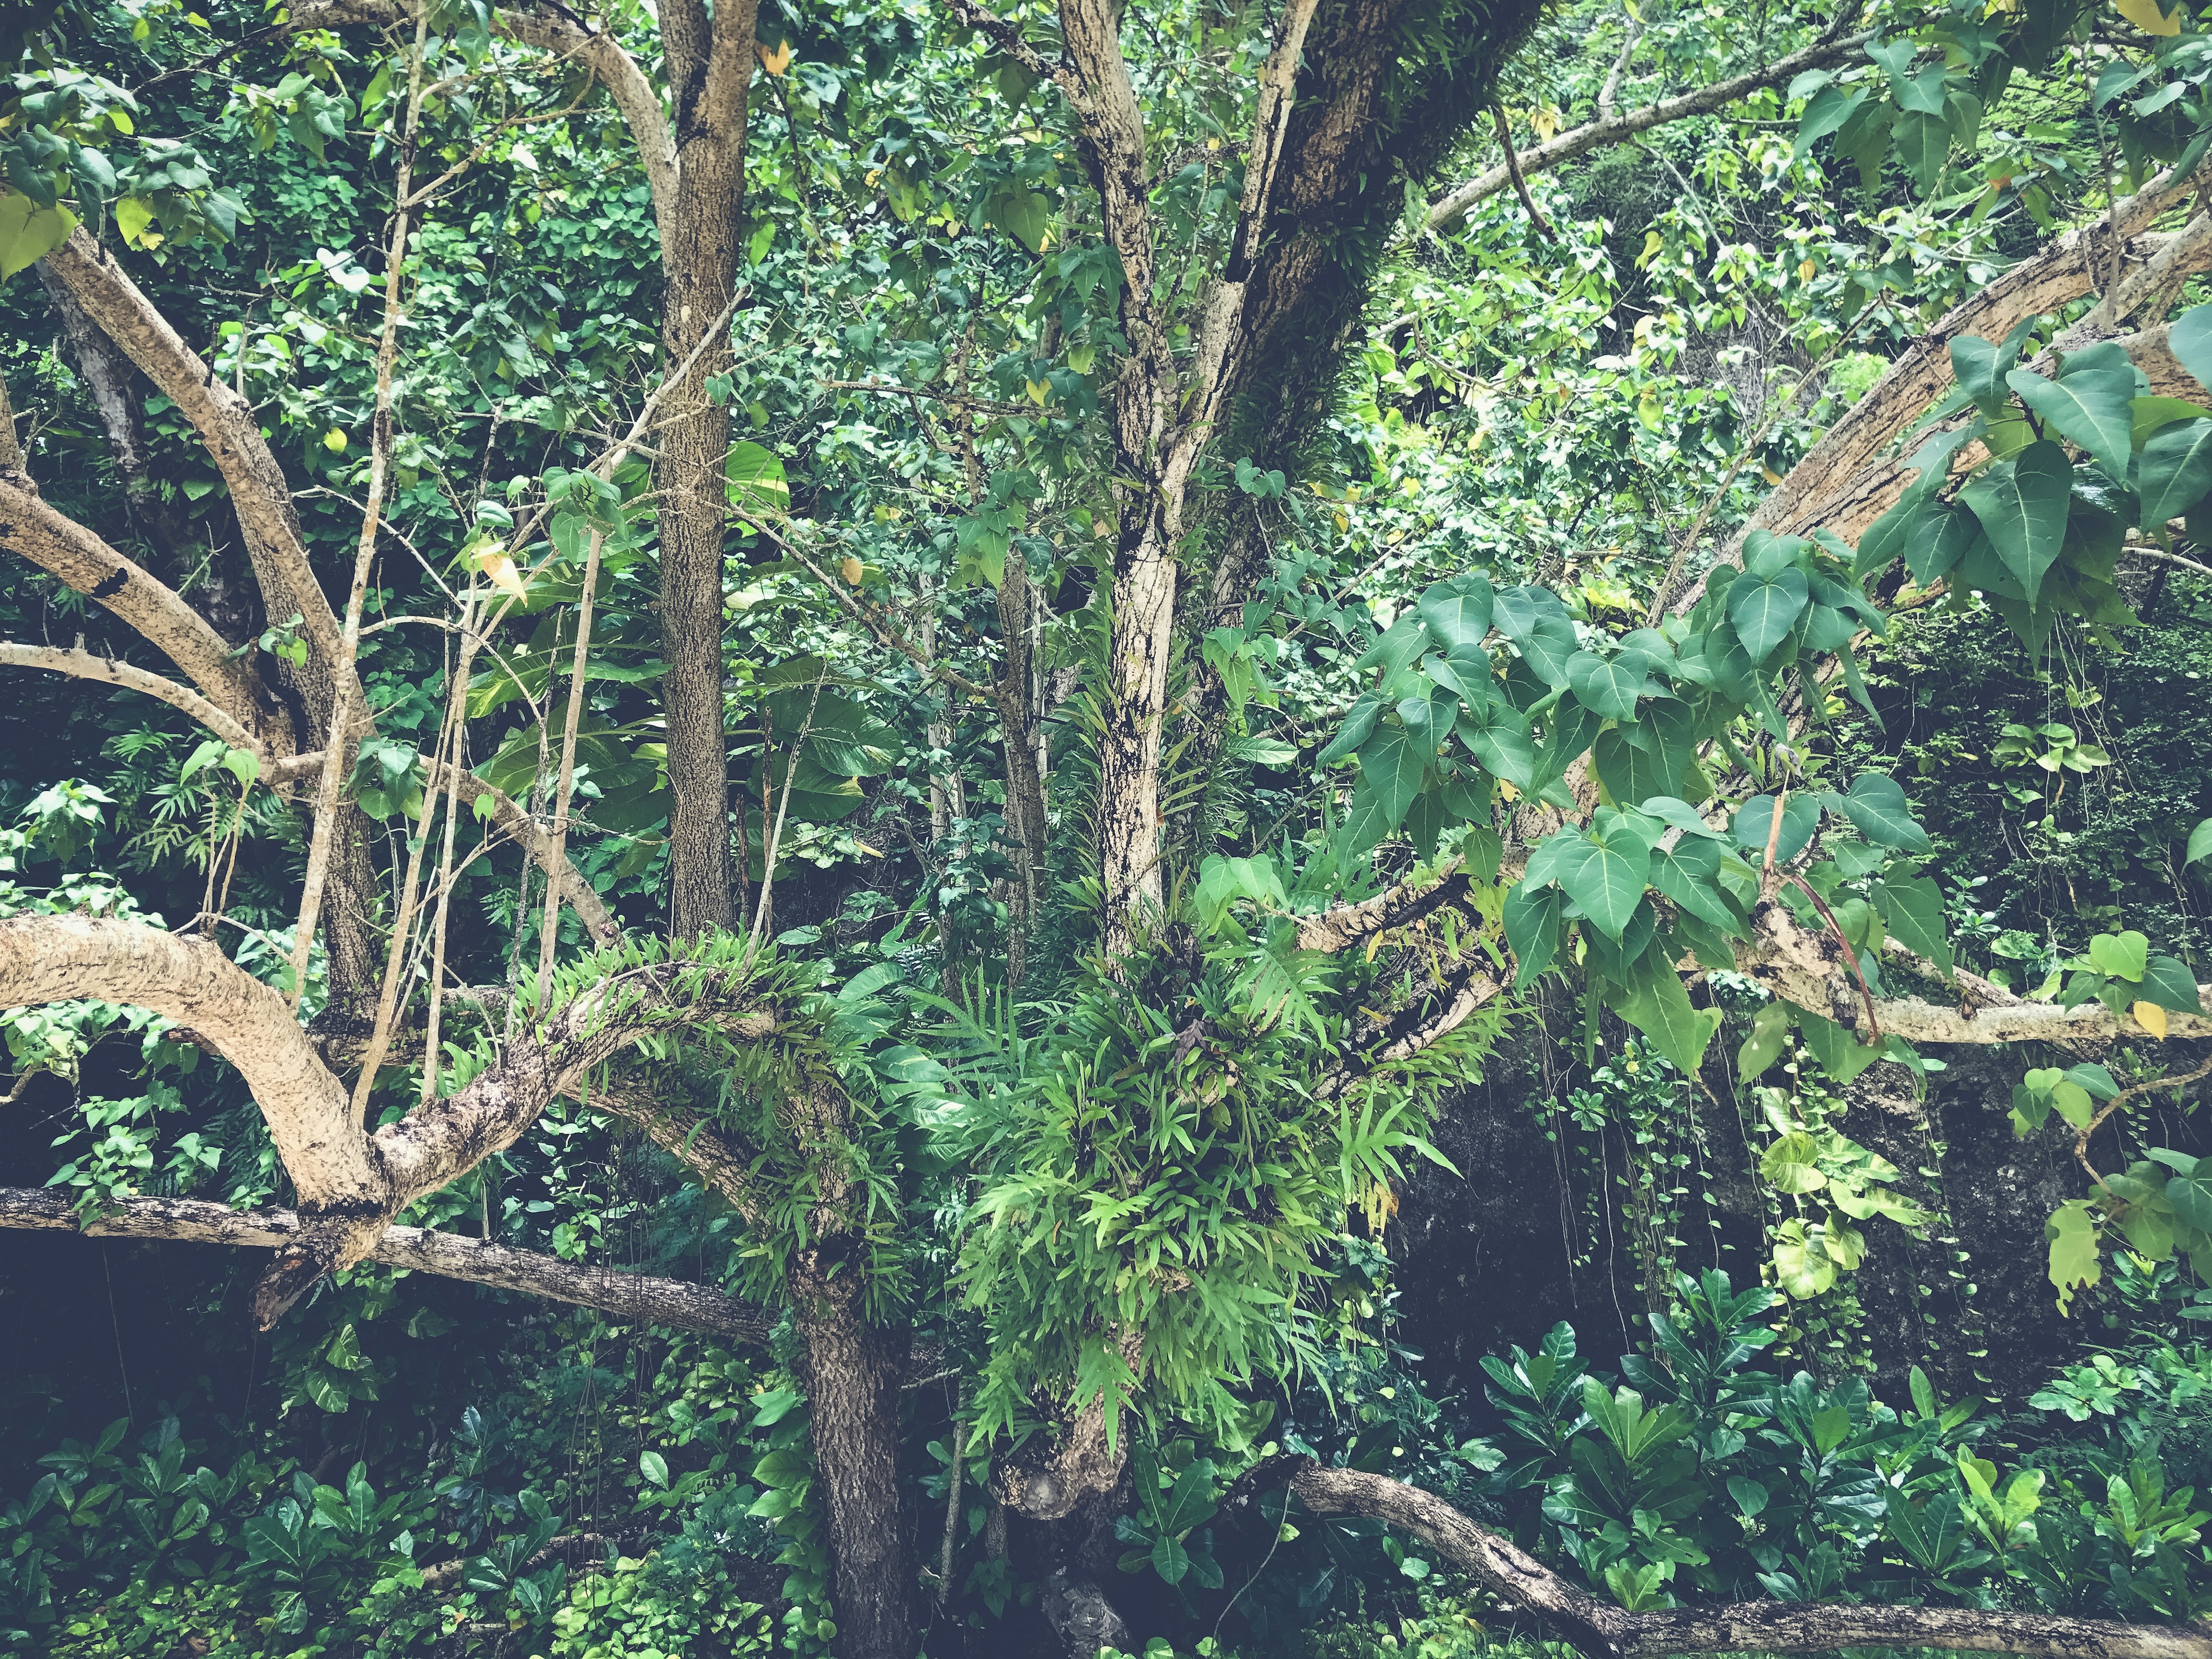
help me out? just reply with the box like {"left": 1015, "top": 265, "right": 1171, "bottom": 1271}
{"left": 1257, "top": 1459, "right": 2212, "bottom": 1659}
{"left": 0, "top": 1187, "right": 778, "bottom": 1342}
{"left": 0, "top": 640, "right": 264, "bottom": 757}
{"left": 0, "top": 475, "right": 275, "bottom": 740}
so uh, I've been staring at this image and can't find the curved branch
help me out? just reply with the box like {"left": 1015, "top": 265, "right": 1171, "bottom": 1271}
{"left": 1280, "top": 1460, "right": 2212, "bottom": 1659}
{"left": 39, "top": 229, "right": 353, "bottom": 721}
{"left": 0, "top": 477, "right": 274, "bottom": 740}
{"left": 1296, "top": 864, "right": 1475, "bottom": 953}
{"left": 0, "top": 1187, "right": 778, "bottom": 1343}
{"left": 0, "top": 640, "right": 264, "bottom": 756}
{"left": 1428, "top": 28, "right": 1874, "bottom": 232}
{"left": 0, "top": 916, "right": 381, "bottom": 1209}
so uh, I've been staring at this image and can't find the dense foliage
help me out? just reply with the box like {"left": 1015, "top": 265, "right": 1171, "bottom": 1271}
{"left": 8, "top": 0, "right": 2212, "bottom": 1656}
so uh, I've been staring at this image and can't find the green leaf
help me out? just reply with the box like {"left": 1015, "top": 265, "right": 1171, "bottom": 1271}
{"left": 2165, "top": 1160, "right": 2212, "bottom": 1233}
{"left": 1951, "top": 335, "right": 2009, "bottom": 416}
{"left": 1738, "top": 1002, "right": 1790, "bottom": 1078}
{"left": 2141, "top": 955, "right": 2203, "bottom": 1014}
{"left": 2009, "top": 351, "right": 2133, "bottom": 482}
{"left": 1555, "top": 829, "right": 1650, "bottom": 940}
{"left": 1649, "top": 834, "right": 1741, "bottom": 933}
{"left": 2187, "top": 817, "right": 2212, "bottom": 869}
{"left": 1514, "top": 615, "right": 1581, "bottom": 687}
{"left": 1732, "top": 793, "right": 1820, "bottom": 864}
{"left": 1794, "top": 83, "right": 1866, "bottom": 161}
{"left": 1905, "top": 499, "right": 1982, "bottom": 586}
{"left": 639, "top": 1451, "right": 669, "bottom": 1489}
{"left": 2088, "top": 930, "right": 2149, "bottom": 982}
{"left": 1799, "top": 1009, "right": 1883, "bottom": 1084}
{"left": 1320, "top": 694, "right": 1382, "bottom": 764}
{"left": 1960, "top": 441, "right": 2071, "bottom": 605}
{"left": 0, "top": 192, "right": 77, "bottom": 281}
{"left": 2168, "top": 300, "right": 2212, "bottom": 391}
{"left": 1566, "top": 650, "right": 1652, "bottom": 721}
{"left": 1892, "top": 106, "right": 1949, "bottom": 194}
{"left": 1833, "top": 772, "right": 1930, "bottom": 852}
{"left": 1726, "top": 567, "right": 1809, "bottom": 662}
{"left": 1615, "top": 949, "right": 1721, "bottom": 1074}
{"left": 2047, "top": 1199, "right": 2101, "bottom": 1315}
{"left": 1355, "top": 722, "right": 1426, "bottom": 833}
{"left": 724, "top": 442, "right": 789, "bottom": 516}
{"left": 1503, "top": 883, "right": 1566, "bottom": 983}
{"left": 1150, "top": 1531, "right": 1191, "bottom": 1585}
{"left": 1456, "top": 700, "right": 1537, "bottom": 791}
{"left": 1419, "top": 573, "right": 1495, "bottom": 652}
{"left": 2137, "top": 417, "right": 2212, "bottom": 527}
{"left": 1873, "top": 873, "right": 1950, "bottom": 974}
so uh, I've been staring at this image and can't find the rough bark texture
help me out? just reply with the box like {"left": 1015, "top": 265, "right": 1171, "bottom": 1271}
{"left": 0, "top": 1187, "right": 779, "bottom": 1342}
{"left": 1245, "top": 1459, "right": 2212, "bottom": 1659}
{"left": 37, "top": 264, "right": 200, "bottom": 570}
{"left": 792, "top": 1257, "right": 915, "bottom": 1659}
{"left": 657, "top": 0, "right": 757, "bottom": 939}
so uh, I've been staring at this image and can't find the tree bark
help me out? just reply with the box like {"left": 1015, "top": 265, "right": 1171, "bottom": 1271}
{"left": 792, "top": 1255, "right": 915, "bottom": 1659}
{"left": 657, "top": 0, "right": 757, "bottom": 939}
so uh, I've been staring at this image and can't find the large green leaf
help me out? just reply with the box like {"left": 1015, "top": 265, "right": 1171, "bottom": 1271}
{"left": 1418, "top": 573, "right": 1495, "bottom": 652}
{"left": 1732, "top": 793, "right": 1820, "bottom": 863}
{"left": 1892, "top": 106, "right": 1949, "bottom": 194}
{"left": 1874, "top": 873, "right": 1950, "bottom": 974}
{"left": 1950, "top": 334, "right": 2008, "bottom": 416}
{"left": 2137, "top": 417, "right": 2212, "bottom": 527}
{"left": 725, "top": 442, "right": 790, "bottom": 516}
{"left": 1456, "top": 699, "right": 1536, "bottom": 790}
{"left": 1905, "top": 499, "right": 1982, "bottom": 585}
{"left": 1355, "top": 721, "right": 1426, "bottom": 832}
{"left": 1725, "top": 568, "right": 1809, "bottom": 662}
{"left": 1515, "top": 615, "right": 1581, "bottom": 687}
{"left": 1615, "top": 948, "right": 1721, "bottom": 1073}
{"left": 1831, "top": 772, "right": 1930, "bottom": 851}
{"left": 1319, "top": 694, "right": 1382, "bottom": 764}
{"left": 1959, "top": 440, "right": 2071, "bottom": 604}
{"left": 2008, "top": 349, "right": 2133, "bottom": 482}
{"left": 1649, "top": 834, "right": 1742, "bottom": 933}
{"left": 2140, "top": 954, "right": 2204, "bottom": 1014}
{"left": 2168, "top": 300, "right": 2212, "bottom": 391}
{"left": 1555, "top": 828, "right": 1650, "bottom": 940}
{"left": 1503, "top": 883, "right": 1566, "bottom": 983}
{"left": 1567, "top": 650, "right": 1653, "bottom": 721}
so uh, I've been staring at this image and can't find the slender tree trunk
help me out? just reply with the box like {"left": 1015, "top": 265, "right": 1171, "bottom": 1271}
{"left": 996, "top": 551, "right": 1046, "bottom": 987}
{"left": 793, "top": 1259, "right": 915, "bottom": 1659}
{"left": 1095, "top": 537, "right": 1177, "bottom": 950}
{"left": 657, "top": 0, "right": 758, "bottom": 938}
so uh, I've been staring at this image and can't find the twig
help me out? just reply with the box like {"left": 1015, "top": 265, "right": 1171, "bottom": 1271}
{"left": 2075, "top": 1054, "right": 2212, "bottom": 1195}
{"left": 537, "top": 525, "right": 607, "bottom": 1002}
{"left": 1491, "top": 104, "right": 1557, "bottom": 243}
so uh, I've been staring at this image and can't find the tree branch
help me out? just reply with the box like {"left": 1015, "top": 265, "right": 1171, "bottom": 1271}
{"left": 1283, "top": 1460, "right": 2212, "bottom": 1659}
{"left": 0, "top": 639, "right": 264, "bottom": 757}
{"left": 0, "top": 1187, "right": 779, "bottom": 1343}
{"left": 1428, "top": 28, "right": 1874, "bottom": 232}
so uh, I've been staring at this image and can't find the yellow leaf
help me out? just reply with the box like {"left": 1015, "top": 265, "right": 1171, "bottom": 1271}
{"left": 1532, "top": 104, "right": 1561, "bottom": 142}
{"left": 1025, "top": 377, "right": 1050, "bottom": 406}
{"left": 323, "top": 429, "right": 348, "bottom": 453}
{"left": 839, "top": 555, "right": 864, "bottom": 585}
{"left": 756, "top": 37, "right": 794, "bottom": 74}
{"left": 1637, "top": 229, "right": 1664, "bottom": 270}
{"left": 2135, "top": 999, "right": 2169, "bottom": 1038}
{"left": 2117, "top": 0, "right": 2180, "bottom": 33}
{"left": 1798, "top": 257, "right": 1816, "bottom": 283}
{"left": 1498, "top": 779, "right": 1520, "bottom": 802}
{"left": 1762, "top": 463, "right": 1784, "bottom": 486}
{"left": 115, "top": 194, "right": 158, "bottom": 251}
{"left": 475, "top": 548, "right": 527, "bottom": 600}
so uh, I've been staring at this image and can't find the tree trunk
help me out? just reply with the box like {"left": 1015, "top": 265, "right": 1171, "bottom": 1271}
{"left": 657, "top": 0, "right": 757, "bottom": 938}
{"left": 794, "top": 1257, "right": 916, "bottom": 1659}
{"left": 996, "top": 550, "right": 1046, "bottom": 986}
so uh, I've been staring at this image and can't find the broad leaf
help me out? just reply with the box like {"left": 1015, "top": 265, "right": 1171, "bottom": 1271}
{"left": 2008, "top": 350, "right": 2132, "bottom": 483}
{"left": 1554, "top": 830, "right": 1651, "bottom": 940}
{"left": 1732, "top": 793, "right": 1820, "bottom": 864}
{"left": 1503, "top": 883, "right": 1566, "bottom": 983}
{"left": 1567, "top": 650, "right": 1653, "bottom": 721}
{"left": 1457, "top": 700, "right": 1537, "bottom": 791}
{"left": 1873, "top": 874, "right": 1950, "bottom": 974}
{"left": 1960, "top": 441, "right": 2071, "bottom": 604}
{"left": 1832, "top": 773, "right": 1930, "bottom": 852}
{"left": 1419, "top": 573, "right": 1495, "bottom": 652}
{"left": 2169, "top": 300, "right": 2212, "bottom": 391}
{"left": 1355, "top": 722, "right": 1426, "bottom": 832}
{"left": 1649, "top": 835, "right": 1742, "bottom": 933}
{"left": 1616, "top": 949, "right": 1721, "bottom": 1073}
{"left": 2137, "top": 417, "right": 2212, "bottom": 527}
{"left": 2140, "top": 954, "right": 2203, "bottom": 1014}
{"left": 1726, "top": 567, "right": 1809, "bottom": 662}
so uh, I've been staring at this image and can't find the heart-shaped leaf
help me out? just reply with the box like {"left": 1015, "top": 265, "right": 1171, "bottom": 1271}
{"left": 1567, "top": 650, "right": 1653, "bottom": 721}
{"left": 2137, "top": 417, "right": 2212, "bottom": 527}
{"left": 1726, "top": 567, "right": 1810, "bottom": 662}
{"left": 1959, "top": 440, "right": 2071, "bottom": 604}
{"left": 2008, "top": 350, "right": 2133, "bottom": 483}
{"left": 1555, "top": 829, "right": 1650, "bottom": 940}
{"left": 1418, "top": 573, "right": 1495, "bottom": 652}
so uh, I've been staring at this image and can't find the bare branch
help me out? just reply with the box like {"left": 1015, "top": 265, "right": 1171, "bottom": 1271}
{"left": 1428, "top": 28, "right": 1875, "bottom": 232}
{"left": 1279, "top": 1460, "right": 2212, "bottom": 1659}
{"left": 0, "top": 639, "right": 264, "bottom": 756}
{"left": 0, "top": 1187, "right": 778, "bottom": 1342}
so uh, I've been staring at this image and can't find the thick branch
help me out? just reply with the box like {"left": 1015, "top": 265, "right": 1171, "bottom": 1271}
{"left": 0, "top": 639, "right": 263, "bottom": 756}
{"left": 1428, "top": 28, "right": 1873, "bottom": 232}
{"left": 1296, "top": 865, "right": 1474, "bottom": 953}
{"left": 0, "top": 475, "right": 274, "bottom": 740}
{"left": 1283, "top": 1461, "right": 2212, "bottom": 1659}
{"left": 0, "top": 1187, "right": 779, "bottom": 1342}
{"left": 0, "top": 916, "right": 381, "bottom": 1209}
{"left": 39, "top": 229, "right": 352, "bottom": 719}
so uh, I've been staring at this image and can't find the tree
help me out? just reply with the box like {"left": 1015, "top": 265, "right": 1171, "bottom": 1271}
{"left": 9, "top": 1, "right": 2212, "bottom": 1656}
